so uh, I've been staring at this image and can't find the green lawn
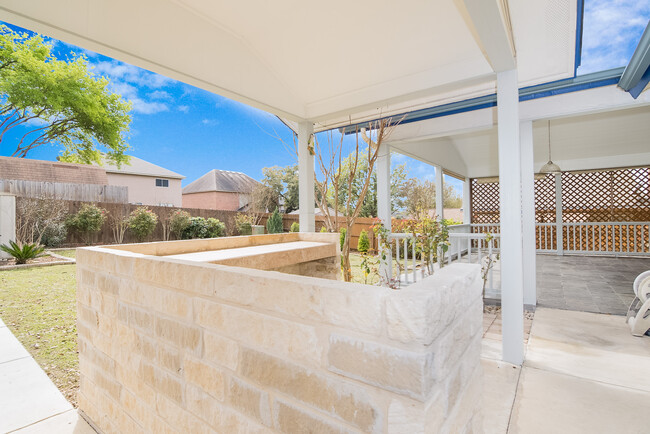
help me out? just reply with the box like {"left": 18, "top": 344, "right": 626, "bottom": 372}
{"left": 53, "top": 249, "right": 77, "bottom": 259}
{"left": 0, "top": 265, "right": 79, "bottom": 406}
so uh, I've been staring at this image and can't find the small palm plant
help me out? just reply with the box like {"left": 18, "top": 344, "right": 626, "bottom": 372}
{"left": 0, "top": 240, "right": 46, "bottom": 265}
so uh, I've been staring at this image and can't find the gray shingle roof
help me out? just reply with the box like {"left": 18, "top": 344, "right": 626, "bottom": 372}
{"left": 182, "top": 169, "right": 260, "bottom": 194}
{"left": 98, "top": 155, "right": 185, "bottom": 179}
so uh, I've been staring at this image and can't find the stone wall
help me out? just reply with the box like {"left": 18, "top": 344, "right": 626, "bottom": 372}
{"left": 76, "top": 235, "right": 483, "bottom": 433}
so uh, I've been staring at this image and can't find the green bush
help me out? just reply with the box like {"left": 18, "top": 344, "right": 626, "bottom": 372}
{"left": 66, "top": 203, "right": 106, "bottom": 244}
{"left": 205, "top": 218, "right": 226, "bottom": 238}
{"left": 290, "top": 222, "right": 300, "bottom": 232}
{"left": 170, "top": 210, "right": 191, "bottom": 239}
{"left": 357, "top": 229, "right": 370, "bottom": 253}
{"left": 320, "top": 226, "right": 327, "bottom": 233}
{"left": 128, "top": 207, "right": 158, "bottom": 242}
{"left": 235, "top": 213, "right": 254, "bottom": 235}
{"left": 182, "top": 216, "right": 225, "bottom": 239}
{"left": 40, "top": 222, "right": 67, "bottom": 247}
{"left": 266, "top": 208, "right": 283, "bottom": 234}
{"left": 340, "top": 227, "right": 347, "bottom": 250}
{"left": 0, "top": 240, "right": 45, "bottom": 264}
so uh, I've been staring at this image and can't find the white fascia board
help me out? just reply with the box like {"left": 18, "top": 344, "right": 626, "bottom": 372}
{"left": 457, "top": 0, "right": 516, "bottom": 72}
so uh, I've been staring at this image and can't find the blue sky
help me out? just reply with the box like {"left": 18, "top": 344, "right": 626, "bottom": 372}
{"left": 1, "top": 3, "right": 648, "bottom": 197}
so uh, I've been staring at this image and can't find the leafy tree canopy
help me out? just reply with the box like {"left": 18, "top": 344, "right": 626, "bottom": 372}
{"left": 261, "top": 164, "right": 299, "bottom": 213}
{"left": 0, "top": 25, "right": 131, "bottom": 165}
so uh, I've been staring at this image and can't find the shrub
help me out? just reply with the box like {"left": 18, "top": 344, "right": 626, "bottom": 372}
{"left": 205, "top": 218, "right": 226, "bottom": 238}
{"left": 66, "top": 203, "right": 106, "bottom": 244}
{"left": 266, "top": 208, "right": 283, "bottom": 234}
{"left": 15, "top": 197, "right": 67, "bottom": 246}
{"left": 340, "top": 227, "right": 346, "bottom": 250}
{"left": 0, "top": 241, "right": 45, "bottom": 264}
{"left": 290, "top": 222, "right": 300, "bottom": 232}
{"left": 128, "top": 207, "right": 158, "bottom": 242}
{"left": 320, "top": 226, "right": 327, "bottom": 233}
{"left": 357, "top": 229, "right": 370, "bottom": 253}
{"left": 170, "top": 210, "right": 191, "bottom": 239}
{"left": 235, "top": 213, "right": 254, "bottom": 235}
{"left": 182, "top": 217, "right": 209, "bottom": 239}
{"left": 40, "top": 222, "right": 67, "bottom": 247}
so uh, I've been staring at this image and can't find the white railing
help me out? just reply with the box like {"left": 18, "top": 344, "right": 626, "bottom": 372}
{"left": 386, "top": 233, "right": 433, "bottom": 285}
{"left": 469, "top": 222, "right": 650, "bottom": 256}
{"left": 448, "top": 231, "right": 500, "bottom": 294}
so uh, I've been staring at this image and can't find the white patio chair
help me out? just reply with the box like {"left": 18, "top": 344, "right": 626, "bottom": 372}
{"left": 627, "top": 271, "right": 650, "bottom": 337}
{"left": 632, "top": 270, "right": 650, "bottom": 302}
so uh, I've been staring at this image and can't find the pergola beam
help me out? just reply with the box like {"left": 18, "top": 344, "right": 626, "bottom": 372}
{"left": 458, "top": 0, "right": 516, "bottom": 72}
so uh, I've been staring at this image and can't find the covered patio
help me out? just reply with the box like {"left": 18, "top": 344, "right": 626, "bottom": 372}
{"left": 3, "top": 0, "right": 650, "bottom": 433}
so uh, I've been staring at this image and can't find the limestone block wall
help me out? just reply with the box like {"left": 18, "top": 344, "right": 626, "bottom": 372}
{"left": 76, "top": 239, "right": 483, "bottom": 434}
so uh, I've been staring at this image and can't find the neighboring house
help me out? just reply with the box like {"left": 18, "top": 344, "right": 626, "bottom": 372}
{"left": 0, "top": 156, "right": 127, "bottom": 203}
{"left": 96, "top": 155, "right": 185, "bottom": 207}
{"left": 182, "top": 169, "right": 260, "bottom": 211}
{"left": 0, "top": 155, "right": 108, "bottom": 185}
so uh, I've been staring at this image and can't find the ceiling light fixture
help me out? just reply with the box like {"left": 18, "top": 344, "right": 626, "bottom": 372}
{"left": 539, "top": 120, "right": 561, "bottom": 174}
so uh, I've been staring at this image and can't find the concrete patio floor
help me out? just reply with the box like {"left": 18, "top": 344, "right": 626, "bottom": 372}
{"left": 0, "top": 317, "right": 95, "bottom": 434}
{"left": 536, "top": 254, "right": 650, "bottom": 315}
{"left": 482, "top": 307, "right": 650, "bottom": 434}
{"left": 482, "top": 253, "right": 649, "bottom": 315}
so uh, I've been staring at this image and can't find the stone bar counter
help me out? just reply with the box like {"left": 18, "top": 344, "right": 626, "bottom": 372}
{"left": 76, "top": 233, "right": 483, "bottom": 433}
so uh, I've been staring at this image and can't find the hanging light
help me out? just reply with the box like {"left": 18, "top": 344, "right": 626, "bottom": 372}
{"left": 539, "top": 120, "right": 561, "bottom": 174}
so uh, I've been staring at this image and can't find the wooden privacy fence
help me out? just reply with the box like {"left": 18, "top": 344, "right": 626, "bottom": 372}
{"left": 0, "top": 180, "right": 127, "bottom": 203}
{"left": 21, "top": 197, "right": 380, "bottom": 249}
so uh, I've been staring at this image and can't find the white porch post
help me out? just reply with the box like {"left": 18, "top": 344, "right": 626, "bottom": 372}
{"left": 497, "top": 69, "right": 524, "bottom": 365}
{"left": 377, "top": 143, "right": 392, "bottom": 279}
{"left": 555, "top": 173, "right": 563, "bottom": 255}
{"left": 298, "top": 122, "right": 315, "bottom": 232}
{"left": 463, "top": 177, "right": 471, "bottom": 224}
{"left": 520, "top": 121, "right": 537, "bottom": 308}
{"left": 435, "top": 165, "right": 444, "bottom": 220}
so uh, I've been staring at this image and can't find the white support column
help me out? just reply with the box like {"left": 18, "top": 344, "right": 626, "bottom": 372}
{"left": 520, "top": 121, "right": 536, "bottom": 308}
{"left": 435, "top": 165, "right": 444, "bottom": 220}
{"left": 0, "top": 193, "right": 16, "bottom": 260}
{"left": 377, "top": 143, "right": 392, "bottom": 280}
{"left": 555, "top": 173, "right": 563, "bottom": 255}
{"left": 463, "top": 177, "right": 472, "bottom": 224}
{"left": 497, "top": 69, "right": 524, "bottom": 365}
{"left": 377, "top": 144, "right": 392, "bottom": 231}
{"left": 298, "top": 122, "right": 315, "bottom": 232}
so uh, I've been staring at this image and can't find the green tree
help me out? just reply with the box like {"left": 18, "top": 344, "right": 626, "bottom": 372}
{"left": 401, "top": 178, "right": 463, "bottom": 216}
{"left": 127, "top": 207, "right": 158, "bottom": 242}
{"left": 261, "top": 164, "right": 299, "bottom": 213}
{"left": 0, "top": 25, "right": 131, "bottom": 165}
{"left": 332, "top": 152, "right": 408, "bottom": 218}
{"left": 266, "top": 208, "right": 283, "bottom": 234}
{"left": 357, "top": 229, "right": 370, "bottom": 253}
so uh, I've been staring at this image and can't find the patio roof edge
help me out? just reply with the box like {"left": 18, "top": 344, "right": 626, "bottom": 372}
{"left": 618, "top": 22, "right": 650, "bottom": 99}
{"left": 338, "top": 68, "right": 624, "bottom": 135}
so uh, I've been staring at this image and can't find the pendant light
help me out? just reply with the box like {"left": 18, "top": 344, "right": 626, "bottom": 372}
{"left": 539, "top": 120, "right": 561, "bottom": 174}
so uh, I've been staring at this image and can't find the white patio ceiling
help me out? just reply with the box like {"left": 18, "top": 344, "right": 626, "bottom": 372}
{"left": 0, "top": 0, "right": 577, "bottom": 129}
{"left": 392, "top": 101, "right": 650, "bottom": 178}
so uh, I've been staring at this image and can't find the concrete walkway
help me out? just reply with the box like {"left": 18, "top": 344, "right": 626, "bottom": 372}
{"left": 483, "top": 307, "right": 650, "bottom": 434}
{"left": 0, "top": 317, "right": 95, "bottom": 434}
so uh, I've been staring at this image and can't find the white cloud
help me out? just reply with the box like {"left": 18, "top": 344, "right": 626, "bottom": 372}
{"left": 131, "top": 99, "right": 169, "bottom": 115}
{"left": 201, "top": 119, "right": 218, "bottom": 126}
{"left": 91, "top": 60, "right": 172, "bottom": 89}
{"left": 149, "top": 90, "right": 172, "bottom": 100}
{"left": 178, "top": 105, "right": 190, "bottom": 113}
{"left": 578, "top": 1, "right": 650, "bottom": 74}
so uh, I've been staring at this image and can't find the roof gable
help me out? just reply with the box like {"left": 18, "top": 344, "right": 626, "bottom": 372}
{"left": 183, "top": 169, "right": 260, "bottom": 194}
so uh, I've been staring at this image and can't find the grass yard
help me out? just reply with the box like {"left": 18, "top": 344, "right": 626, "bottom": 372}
{"left": 53, "top": 249, "right": 77, "bottom": 259}
{"left": 0, "top": 264, "right": 79, "bottom": 406}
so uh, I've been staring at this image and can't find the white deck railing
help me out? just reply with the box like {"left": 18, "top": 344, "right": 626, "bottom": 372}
{"left": 468, "top": 222, "right": 650, "bottom": 256}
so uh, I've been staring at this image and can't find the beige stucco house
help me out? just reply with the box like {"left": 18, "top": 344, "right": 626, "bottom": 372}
{"left": 182, "top": 169, "right": 260, "bottom": 211}
{"left": 99, "top": 156, "right": 185, "bottom": 207}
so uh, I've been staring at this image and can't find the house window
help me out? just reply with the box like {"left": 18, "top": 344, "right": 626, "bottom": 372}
{"left": 155, "top": 179, "right": 169, "bottom": 187}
